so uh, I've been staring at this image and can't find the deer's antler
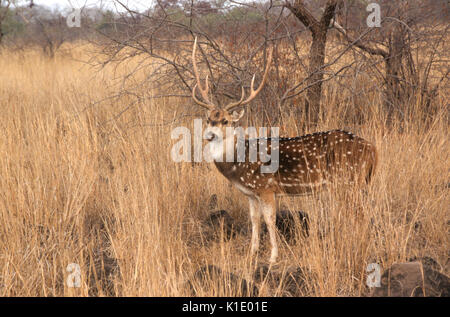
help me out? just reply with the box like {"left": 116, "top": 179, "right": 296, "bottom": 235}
{"left": 192, "top": 37, "right": 215, "bottom": 110}
{"left": 225, "top": 47, "right": 273, "bottom": 111}
{"left": 191, "top": 37, "right": 273, "bottom": 111}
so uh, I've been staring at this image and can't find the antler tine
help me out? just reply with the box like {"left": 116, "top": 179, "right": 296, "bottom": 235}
{"left": 223, "top": 86, "right": 245, "bottom": 111}
{"left": 225, "top": 46, "right": 273, "bottom": 111}
{"left": 192, "top": 83, "right": 212, "bottom": 110}
{"left": 192, "top": 37, "right": 215, "bottom": 110}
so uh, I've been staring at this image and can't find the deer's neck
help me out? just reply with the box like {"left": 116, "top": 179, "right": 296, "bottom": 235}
{"left": 207, "top": 132, "right": 237, "bottom": 162}
{"left": 209, "top": 134, "right": 243, "bottom": 178}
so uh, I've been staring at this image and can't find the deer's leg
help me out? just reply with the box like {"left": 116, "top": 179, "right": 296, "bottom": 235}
{"left": 260, "top": 192, "right": 278, "bottom": 264}
{"left": 248, "top": 196, "right": 261, "bottom": 257}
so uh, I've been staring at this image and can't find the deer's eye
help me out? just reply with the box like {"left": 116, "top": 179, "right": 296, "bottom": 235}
{"left": 206, "top": 118, "right": 211, "bottom": 124}
{"left": 222, "top": 119, "right": 229, "bottom": 125}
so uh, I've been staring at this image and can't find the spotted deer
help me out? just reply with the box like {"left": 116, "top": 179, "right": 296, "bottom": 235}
{"left": 191, "top": 38, "right": 377, "bottom": 263}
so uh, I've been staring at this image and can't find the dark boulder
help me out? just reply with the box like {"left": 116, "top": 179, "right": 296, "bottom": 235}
{"left": 207, "top": 210, "right": 241, "bottom": 240}
{"left": 371, "top": 261, "right": 450, "bottom": 297}
{"left": 262, "top": 210, "right": 309, "bottom": 242}
{"left": 187, "top": 265, "right": 258, "bottom": 296}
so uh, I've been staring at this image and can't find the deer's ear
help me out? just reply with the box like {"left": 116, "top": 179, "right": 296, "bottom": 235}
{"left": 231, "top": 109, "right": 245, "bottom": 122}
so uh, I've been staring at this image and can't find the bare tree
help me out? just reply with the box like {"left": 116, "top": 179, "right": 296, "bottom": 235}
{"left": 0, "top": 0, "right": 12, "bottom": 44}
{"left": 16, "top": 3, "right": 81, "bottom": 58}
{"left": 88, "top": 0, "right": 355, "bottom": 130}
{"left": 88, "top": 1, "right": 287, "bottom": 125}
{"left": 284, "top": 0, "right": 342, "bottom": 122}
{"left": 333, "top": 0, "right": 449, "bottom": 119}
{"left": 86, "top": 0, "right": 447, "bottom": 130}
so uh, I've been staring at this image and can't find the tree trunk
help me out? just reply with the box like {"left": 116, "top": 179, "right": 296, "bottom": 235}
{"left": 0, "top": 21, "right": 3, "bottom": 44}
{"left": 306, "top": 27, "right": 328, "bottom": 123}
{"left": 332, "top": 14, "right": 416, "bottom": 123}
{"left": 285, "top": 0, "right": 340, "bottom": 124}
{"left": 384, "top": 23, "right": 411, "bottom": 115}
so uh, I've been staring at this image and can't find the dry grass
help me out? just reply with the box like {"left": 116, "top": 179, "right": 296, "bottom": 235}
{"left": 0, "top": 43, "right": 448, "bottom": 297}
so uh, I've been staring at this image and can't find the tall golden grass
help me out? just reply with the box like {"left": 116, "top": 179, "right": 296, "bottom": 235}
{"left": 0, "top": 43, "right": 448, "bottom": 296}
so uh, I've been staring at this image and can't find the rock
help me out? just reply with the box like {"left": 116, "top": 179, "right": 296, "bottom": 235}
{"left": 408, "top": 256, "right": 441, "bottom": 271}
{"left": 253, "top": 264, "right": 309, "bottom": 296}
{"left": 83, "top": 211, "right": 120, "bottom": 296}
{"left": 187, "top": 265, "right": 258, "bottom": 296}
{"left": 202, "top": 209, "right": 246, "bottom": 243}
{"left": 371, "top": 262, "right": 450, "bottom": 297}
{"left": 87, "top": 249, "right": 120, "bottom": 296}
{"left": 207, "top": 210, "right": 238, "bottom": 240}
{"left": 263, "top": 210, "right": 309, "bottom": 242}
